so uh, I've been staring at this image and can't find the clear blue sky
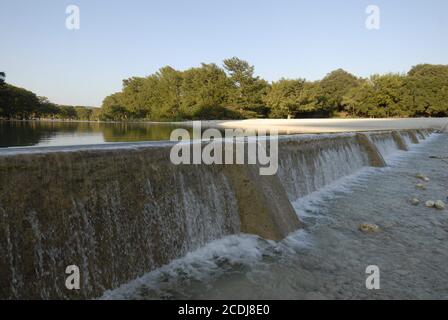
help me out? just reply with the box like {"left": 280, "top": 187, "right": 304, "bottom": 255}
{"left": 1, "top": 0, "right": 447, "bottom": 106}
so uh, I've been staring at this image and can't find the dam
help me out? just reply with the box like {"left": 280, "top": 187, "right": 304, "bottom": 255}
{"left": 0, "top": 122, "right": 447, "bottom": 299}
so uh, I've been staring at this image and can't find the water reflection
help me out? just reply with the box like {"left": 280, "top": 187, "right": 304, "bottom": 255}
{"left": 0, "top": 121, "right": 193, "bottom": 148}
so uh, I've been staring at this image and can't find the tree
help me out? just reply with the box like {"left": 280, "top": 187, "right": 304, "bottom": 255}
{"left": 406, "top": 64, "right": 448, "bottom": 116}
{"left": 317, "top": 69, "right": 360, "bottom": 114}
{"left": 36, "top": 96, "right": 59, "bottom": 119}
{"left": 0, "top": 84, "right": 40, "bottom": 119}
{"left": 75, "top": 106, "right": 94, "bottom": 120}
{"left": 223, "top": 57, "right": 269, "bottom": 118}
{"left": 180, "top": 63, "right": 232, "bottom": 117}
{"left": 101, "top": 92, "right": 128, "bottom": 121}
{"left": 264, "top": 79, "right": 306, "bottom": 118}
{"left": 100, "top": 62, "right": 243, "bottom": 120}
{"left": 0, "top": 83, "right": 99, "bottom": 120}
{"left": 151, "top": 66, "right": 183, "bottom": 120}
{"left": 120, "top": 77, "right": 149, "bottom": 119}
{"left": 371, "top": 74, "right": 410, "bottom": 117}
{"left": 343, "top": 74, "right": 411, "bottom": 118}
{"left": 56, "top": 105, "right": 78, "bottom": 120}
{"left": 343, "top": 80, "right": 376, "bottom": 117}
{"left": 99, "top": 61, "right": 448, "bottom": 121}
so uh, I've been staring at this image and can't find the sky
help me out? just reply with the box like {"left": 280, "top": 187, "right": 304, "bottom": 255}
{"left": 1, "top": 0, "right": 447, "bottom": 106}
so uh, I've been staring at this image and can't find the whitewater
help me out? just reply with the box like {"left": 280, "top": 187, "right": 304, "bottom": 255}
{"left": 102, "top": 132, "right": 448, "bottom": 300}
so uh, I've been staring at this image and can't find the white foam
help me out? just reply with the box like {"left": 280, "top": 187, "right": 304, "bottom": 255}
{"left": 385, "top": 132, "right": 439, "bottom": 165}
{"left": 292, "top": 133, "right": 440, "bottom": 219}
{"left": 292, "top": 167, "right": 380, "bottom": 219}
{"left": 100, "top": 132, "right": 440, "bottom": 300}
{"left": 100, "top": 234, "right": 269, "bottom": 299}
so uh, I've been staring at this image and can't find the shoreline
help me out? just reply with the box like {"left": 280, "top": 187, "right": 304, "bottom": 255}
{"left": 2, "top": 117, "right": 448, "bottom": 131}
{"left": 191, "top": 118, "right": 448, "bottom": 133}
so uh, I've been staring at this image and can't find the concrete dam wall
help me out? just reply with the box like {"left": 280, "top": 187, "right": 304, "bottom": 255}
{"left": 0, "top": 129, "right": 432, "bottom": 299}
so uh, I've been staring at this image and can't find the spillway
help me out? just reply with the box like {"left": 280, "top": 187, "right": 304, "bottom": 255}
{"left": 0, "top": 129, "right": 434, "bottom": 299}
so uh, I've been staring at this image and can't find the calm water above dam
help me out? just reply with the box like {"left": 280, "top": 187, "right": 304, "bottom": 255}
{"left": 0, "top": 120, "right": 192, "bottom": 148}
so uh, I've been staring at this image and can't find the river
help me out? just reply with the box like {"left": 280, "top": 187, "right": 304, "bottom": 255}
{"left": 102, "top": 133, "right": 448, "bottom": 300}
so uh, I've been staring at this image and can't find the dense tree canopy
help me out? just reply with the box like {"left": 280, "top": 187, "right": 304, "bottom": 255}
{"left": 406, "top": 64, "right": 448, "bottom": 117}
{"left": 1, "top": 60, "right": 447, "bottom": 121}
{"left": 343, "top": 65, "right": 448, "bottom": 118}
{"left": 344, "top": 74, "right": 410, "bottom": 117}
{"left": 100, "top": 59, "right": 447, "bottom": 120}
{"left": 317, "top": 69, "right": 361, "bottom": 114}
{"left": 263, "top": 78, "right": 307, "bottom": 118}
{"left": 0, "top": 84, "right": 40, "bottom": 119}
{"left": 100, "top": 58, "right": 268, "bottom": 121}
{"left": 0, "top": 83, "right": 100, "bottom": 120}
{"left": 223, "top": 58, "right": 269, "bottom": 117}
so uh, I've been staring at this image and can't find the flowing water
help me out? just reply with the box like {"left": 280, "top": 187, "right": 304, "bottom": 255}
{"left": 102, "top": 132, "right": 448, "bottom": 300}
{"left": 1, "top": 127, "right": 446, "bottom": 299}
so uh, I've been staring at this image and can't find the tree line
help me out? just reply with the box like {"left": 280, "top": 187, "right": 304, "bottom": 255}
{"left": 101, "top": 59, "right": 448, "bottom": 120}
{"left": 1, "top": 59, "right": 447, "bottom": 121}
{"left": 0, "top": 82, "right": 101, "bottom": 121}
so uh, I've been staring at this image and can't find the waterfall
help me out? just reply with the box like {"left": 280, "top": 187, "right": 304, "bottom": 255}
{"left": 0, "top": 129, "right": 433, "bottom": 299}
{"left": 368, "top": 132, "right": 400, "bottom": 159}
{"left": 416, "top": 129, "right": 427, "bottom": 140}
{"left": 0, "top": 144, "right": 299, "bottom": 299}
{"left": 0, "top": 149, "right": 241, "bottom": 299}
{"left": 276, "top": 134, "right": 373, "bottom": 201}
{"left": 400, "top": 130, "right": 420, "bottom": 146}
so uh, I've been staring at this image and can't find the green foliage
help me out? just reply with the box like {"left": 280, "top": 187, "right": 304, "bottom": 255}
{"left": 0, "top": 84, "right": 40, "bottom": 119}
{"left": 342, "top": 65, "right": 448, "bottom": 118}
{"left": 264, "top": 78, "right": 307, "bottom": 118}
{"left": 180, "top": 63, "right": 231, "bottom": 116}
{"left": 223, "top": 57, "right": 269, "bottom": 118}
{"left": 101, "top": 60, "right": 250, "bottom": 121}
{"left": 74, "top": 106, "right": 94, "bottom": 120}
{"left": 406, "top": 64, "right": 448, "bottom": 116}
{"left": 2, "top": 61, "right": 447, "bottom": 122}
{"left": 344, "top": 74, "right": 410, "bottom": 117}
{"left": 104, "top": 60, "right": 446, "bottom": 121}
{"left": 317, "top": 69, "right": 361, "bottom": 114}
{"left": 191, "top": 105, "right": 243, "bottom": 120}
{"left": 101, "top": 92, "right": 128, "bottom": 121}
{"left": 0, "top": 84, "right": 100, "bottom": 121}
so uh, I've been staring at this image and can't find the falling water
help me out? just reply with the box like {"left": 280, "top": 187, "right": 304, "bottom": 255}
{"left": 276, "top": 134, "right": 372, "bottom": 201}
{"left": 367, "top": 132, "right": 404, "bottom": 160}
{"left": 0, "top": 148, "right": 244, "bottom": 299}
{"left": 0, "top": 129, "right": 434, "bottom": 299}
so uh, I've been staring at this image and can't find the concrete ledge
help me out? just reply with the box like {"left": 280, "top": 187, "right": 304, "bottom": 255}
{"left": 188, "top": 118, "right": 448, "bottom": 134}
